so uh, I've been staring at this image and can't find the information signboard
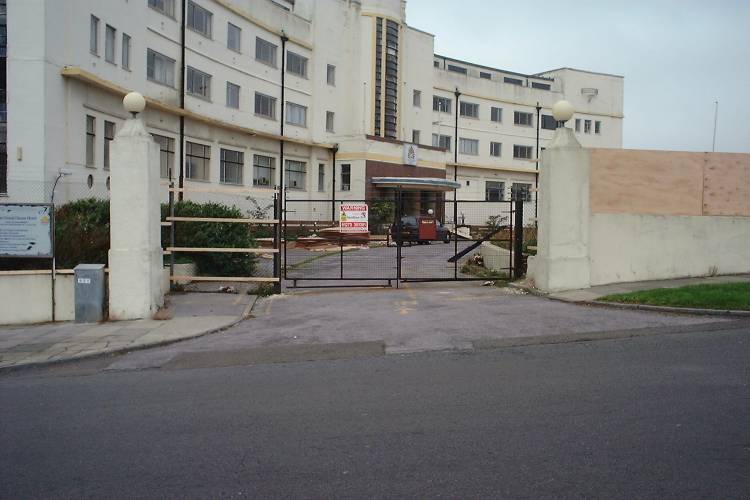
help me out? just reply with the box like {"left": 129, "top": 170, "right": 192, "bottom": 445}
{"left": 339, "top": 203, "right": 369, "bottom": 233}
{"left": 0, "top": 204, "right": 54, "bottom": 258}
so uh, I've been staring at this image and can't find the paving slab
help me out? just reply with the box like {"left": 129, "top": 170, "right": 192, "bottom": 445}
{"left": 0, "top": 293, "right": 254, "bottom": 371}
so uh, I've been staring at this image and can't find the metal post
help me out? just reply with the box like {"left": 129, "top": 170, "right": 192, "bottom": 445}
{"left": 331, "top": 144, "right": 338, "bottom": 223}
{"left": 712, "top": 100, "right": 719, "bottom": 152}
{"left": 283, "top": 189, "right": 288, "bottom": 277}
{"left": 535, "top": 102, "right": 541, "bottom": 228}
{"left": 279, "top": 33, "right": 288, "bottom": 201}
{"left": 453, "top": 88, "right": 461, "bottom": 280}
{"left": 396, "top": 187, "right": 402, "bottom": 287}
{"left": 339, "top": 237, "right": 344, "bottom": 279}
{"left": 169, "top": 182, "right": 175, "bottom": 291}
{"left": 178, "top": 0, "right": 186, "bottom": 201}
{"left": 513, "top": 197, "right": 524, "bottom": 280}
{"left": 50, "top": 204, "right": 56, "bottom": 322}
{"left": 273, "top": 192, "right": 281, "bottom": 294}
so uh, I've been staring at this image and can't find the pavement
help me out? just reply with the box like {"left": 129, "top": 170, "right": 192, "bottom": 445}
{"left": 0, "top": 293, "right": 254, "bottom": 371}
{"left": 3, "top": 326, "right": 749, "bottom": 498}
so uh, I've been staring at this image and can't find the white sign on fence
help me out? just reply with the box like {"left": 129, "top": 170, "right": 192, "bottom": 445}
{"left": 0, "top": 204, "right": 53, "bottom": 258}
{"left": 339, "top": 203, "right": 369, "bottom": 233}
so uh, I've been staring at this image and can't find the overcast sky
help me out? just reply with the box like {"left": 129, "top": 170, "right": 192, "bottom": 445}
{"left": 405, "top": 0, "right": 750, "bottom": 153}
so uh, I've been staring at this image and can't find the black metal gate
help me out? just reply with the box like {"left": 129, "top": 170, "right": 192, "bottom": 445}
{"left": 283, "top": 189, "right": 524, "bottom": 288}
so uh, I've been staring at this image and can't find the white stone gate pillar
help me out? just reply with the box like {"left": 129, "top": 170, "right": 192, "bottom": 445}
{"left": 108, "top": 92, "right": 164, "bottom": 319}
{"left": 532, "top": 101, "right": 591, "bottom": 292}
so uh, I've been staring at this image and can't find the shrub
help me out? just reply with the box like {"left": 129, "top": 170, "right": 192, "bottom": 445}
{"left": 161, "top": 201, "right": 257, "bottom": 277}
{"left": 55, "top": 198, "right": 111, "bottom": 268}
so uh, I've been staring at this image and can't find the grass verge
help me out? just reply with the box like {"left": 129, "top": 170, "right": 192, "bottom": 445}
{"left": 599, "top": 282, "right": 750, "bottom": 311}
{"left": 460, "top": 261, "right": 508, "bottom": 286}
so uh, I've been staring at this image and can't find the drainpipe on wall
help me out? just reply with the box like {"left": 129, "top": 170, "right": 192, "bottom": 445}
{"left": 535, "top": 102, "right": 541, "bottom": 228}
{"left": 178, "top": 0, "right": 186, "bottom": 201}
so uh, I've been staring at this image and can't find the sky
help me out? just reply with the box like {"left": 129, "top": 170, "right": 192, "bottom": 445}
{"left": 405, "top": 0, "right": 750, "bottom": 153}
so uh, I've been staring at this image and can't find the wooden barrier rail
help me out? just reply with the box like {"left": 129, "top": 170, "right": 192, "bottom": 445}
{"left": 166, "top": 216, "right": 278, "bottom": 224}
{"left": 167, "top": 247, "right": 277, "bottom": 254}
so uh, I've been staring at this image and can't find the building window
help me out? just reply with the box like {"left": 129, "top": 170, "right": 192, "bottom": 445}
{"left": 253, "top": 155, "right": 275, "bottom": 187}
{"left": 341, "top": 164, "right": 351, "bottom": 191}
{"left": 254, "top": 93, "right": 276, "bottom": 119}
{"left": 512, "top": 182, "right": 532, "bottom": 202}
{"left": 226, "top": 82, "right": 240, "bottom": 108}
{"left": 85, "top": 115, "right": 95, "bottom": 166}
{"left": 327, "top": 64, "right": 336, "bottom": 86}
{"left": 121, "top": 33, "right": 131, "bottom": 69}
{"left": 432, "top": 134, "right": 451, "bottom": 151}
{"left": 220, "top": 148, "right": 243, "bottom": 185}
{"left": 433, "top": 60, "right": 440, "bottom": 68}
{"left": 255, "top": 37, "right": 277, "bottom": 67}
{"left": 412, "top": 130, "right": 420, "bottom": 144}
{"left": 152, "top": 134, "right": 175, "bottom": 179}
{"left": 490, "top": 142, "right": 502, "bottom": 157}
{"left": 459, "top": 138, "right": 479, "bottom": 156}
{"left": 447, "top": 64, "right": 467, "bottom": 74}
{"left": 532, "top": 82, "right": 551, "bottom": 90}
{"left": 584, "top": 119, "right": 592, "bottom": 133}
{"left": 286, "top": 102, "right": 307, "bottom": 127}
{"left": 413, "top": 90, "right": 421, "bottom": 107}
{"left": 480, "top": 72, "right": 492, "bottom": 80}
{"left": 514, "top": 111, "right": 533, "bottom": 126}
{"left": 186, "top": 66, "right": 211, "bottom": 100}
{"left": 90, "top": 15, "right": 99, "bottom": 54}
{"left": 595, "top": 121, "right": 602, "bottom": 134}
{"left": 148, "top": 0, "right": 175, "bottom": 17}
{"left": 513, "top": 145, "right": 533, "bottom": 159}
{"left": 146, "top": 49, "right": 175, "bottom": 87}
{"left": 187, "top": 1, "right": 212, "bottom": 38}
{"left": 287, "top": 51, "right": 308, "bottom": 78}
{"left": 575, "top": 118, "right": 581, "bottom": 132}
{"left": 460, "top": 102, "right": 479, "bottom": 119}
{"left": 185, "top": 141, "right": 210, "bottom": 181}
{"left": 318, "top": 164, "right": 325, "bottom": 192}
{"left": 105, "top": 25, "right": 116, "bottom": 63}
{"left": 326, "top": 111, "right": 335, "bottom": 133}
{"left": 504, "top": 76, "right": 523, "bottom": 86}
{"left": 227, "top": 22, "right": 241, "bottom": 52}
{"left": 103, "top": 121, "right": 115, "bottom": 169}
{"left": 285, "top": 160, "right": 306, "bottom": 190}
{"left": 433, "top": 96, "right": 451, "bottom": 113}
{"left": 541, "top": 114, "right": 557, "bottom": 130}
{"left": 491, "top": 107, "right": 503, "bottom": 123}
{"left": 485, "top": 181, "right": 504, "bottom": 201}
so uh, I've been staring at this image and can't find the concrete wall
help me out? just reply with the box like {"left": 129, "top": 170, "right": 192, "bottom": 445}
{"left": 0, "top": 272, "right": 75, "bottom": 325}
{"left": 531, "top": 140, "right": 750, "bottom": 291}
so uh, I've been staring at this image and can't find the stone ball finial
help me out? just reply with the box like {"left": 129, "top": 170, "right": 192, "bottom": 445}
{"left": 123, "top": 92, "right": 146, "bottom": 116}
{"left": 552, "top": 100, "right": 574, "bottom": 123}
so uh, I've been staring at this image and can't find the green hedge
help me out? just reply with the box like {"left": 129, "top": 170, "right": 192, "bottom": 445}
{"left": 30, "top": 198, "right": 257, "bottom": 277}
{"left": 161, "top": 201, "right": 256, "bottom": 277}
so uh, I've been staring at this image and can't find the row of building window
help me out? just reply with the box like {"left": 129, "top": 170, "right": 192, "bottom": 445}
{"left": 90, "top": 15, "right": 131, "bottom": 70}
{"left": 484, "top": 181, "right": 533, "bottom": 202}
{"left": 434, "top": 60, "right": 552, "bottom": 90}
{"left": 147, "top": 0, "right": 332, "bottom": 84}
{"left": 428, "top": 94, "right": 604, "bottom": 134}
{"left": 84, "top": 115, "right": 349, "bottom": 189}
{"left": 427, "top": 133, "right": 533, "bottom": 159}
{"left": 575, "top": 118, "right": 602, "bottom": 134}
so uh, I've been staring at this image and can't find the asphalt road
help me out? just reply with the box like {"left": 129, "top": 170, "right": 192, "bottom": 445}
{"left": 2, "top": 326, "right": 749, "bottom": 499}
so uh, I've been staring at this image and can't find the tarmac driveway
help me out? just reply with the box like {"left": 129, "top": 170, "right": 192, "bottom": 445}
{"left": 109, "top": 281, "right": 728, "bottom": 370}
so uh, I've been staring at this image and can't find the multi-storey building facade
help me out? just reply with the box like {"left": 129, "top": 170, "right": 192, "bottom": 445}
{"left": 3, "top": 0, "right": 623, "bottom": 224}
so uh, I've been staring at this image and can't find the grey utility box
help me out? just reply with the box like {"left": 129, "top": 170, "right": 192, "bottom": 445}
{"left": 74, "top": 264, "right": 106, "bottom": 323}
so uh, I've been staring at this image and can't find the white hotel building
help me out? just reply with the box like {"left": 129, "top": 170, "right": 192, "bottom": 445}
{"left": 1, "top": 0, "right": 623, "bottom": 222}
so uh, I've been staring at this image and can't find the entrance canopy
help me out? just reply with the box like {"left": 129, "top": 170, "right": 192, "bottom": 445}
{"left": 370, "top": 177, "right": 461, "bottom": 192}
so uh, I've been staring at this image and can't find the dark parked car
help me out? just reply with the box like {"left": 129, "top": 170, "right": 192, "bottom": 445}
{"left": 390, "top": 216, "right": 451, "bottom": 244}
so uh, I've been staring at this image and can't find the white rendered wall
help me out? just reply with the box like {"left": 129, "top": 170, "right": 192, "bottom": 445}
{"left": 590, "top": 214, "right": 750, "bottom": 285}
